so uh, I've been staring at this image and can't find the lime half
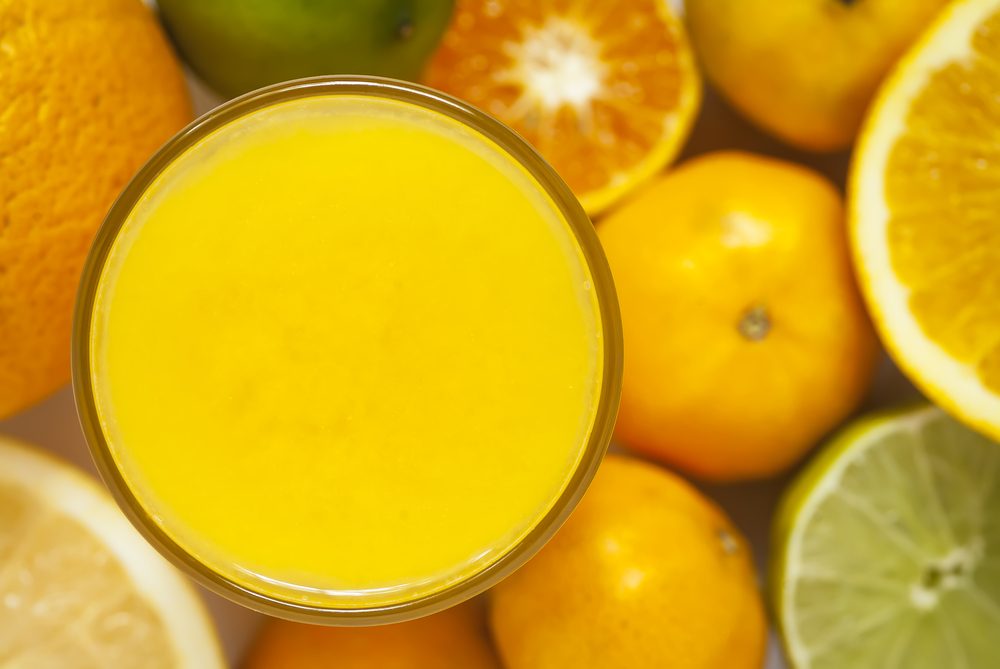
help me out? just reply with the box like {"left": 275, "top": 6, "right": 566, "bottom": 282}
{"left": 771, "top": 406, "right": 1000, "bottom": 668}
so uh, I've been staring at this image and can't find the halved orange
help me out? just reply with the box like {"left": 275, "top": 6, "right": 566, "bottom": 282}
{"left": 851, "top": 0, "right": 1000, "bottom": 440}
{"left": 425, "top": 0, "right": 701, "bottom": 216}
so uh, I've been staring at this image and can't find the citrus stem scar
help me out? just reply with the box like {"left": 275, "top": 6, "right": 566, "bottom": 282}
{"left": 396, "top": 15, "right": 414, "bottom": 40}
{"left": 717, "top": 528, "right": 739, "bottom": 555}
{"left": 738, "top": 305, "right": 771, "bottom": 342}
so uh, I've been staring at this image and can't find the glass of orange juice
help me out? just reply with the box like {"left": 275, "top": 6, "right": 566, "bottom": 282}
{"left": 73, "top": 76, "right": 621, "bottom": 624}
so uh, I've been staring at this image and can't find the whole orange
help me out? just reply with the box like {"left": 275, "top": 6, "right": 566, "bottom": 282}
{"left": 686, "top": 0, "right": 948, "bottom": 151}
{"left": 0, "top": 0, "right": 191, "bottom": 418}
{"left": 490, "top": 455, "right": 766, "bottom": 669}
{"left": 244, "top": 600, "right": 501, "bottom": 669}
{"left": 598, "top": 152, "right": 878, "bottom": 480}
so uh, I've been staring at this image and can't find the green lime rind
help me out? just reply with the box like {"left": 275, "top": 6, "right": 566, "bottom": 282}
{"left": 157, "top": 0, "right": 455, "bottom": 98}
{"left": 770, "top": 405, "right": 1000, "bottom": 669}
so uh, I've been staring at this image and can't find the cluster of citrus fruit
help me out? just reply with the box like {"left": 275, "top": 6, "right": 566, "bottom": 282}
{"left": 1, "top": 0, "right": 1000, "bottom": 667}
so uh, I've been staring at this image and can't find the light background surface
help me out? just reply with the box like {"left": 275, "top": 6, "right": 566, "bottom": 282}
{"left": 0, "top": 62, "right": 920, "bottom": 667}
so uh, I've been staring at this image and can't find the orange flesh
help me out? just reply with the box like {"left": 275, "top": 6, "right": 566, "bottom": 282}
{"left": 884, "top": 8, "right": 1000, "bottom": 392}
{"left": 426, "top": 0, "right": 692, "bottom": 203}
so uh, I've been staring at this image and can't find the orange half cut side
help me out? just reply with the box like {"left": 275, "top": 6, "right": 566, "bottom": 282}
{"left": 425, "top": 0, "right": 701, "bottom": 216}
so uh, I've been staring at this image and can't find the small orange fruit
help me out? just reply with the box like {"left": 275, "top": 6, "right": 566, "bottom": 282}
{"left": 0, "top": 0, "right": 191, "bottom": 418}
{"left": 686, "top": 0, "right": 948, "bottom": 151}
{"left": 425, "top": 0, "right": 700, "bottom": 215}
{"left": 245, "top": 600, "right": 501, "bottom": 669}
{"left": 598, "top": 152, "right": 878, "bottom": 480}
{"left": 490, "top": 454, "right": 766, "bottom": 669}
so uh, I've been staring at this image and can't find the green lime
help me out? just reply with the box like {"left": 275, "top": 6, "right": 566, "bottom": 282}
{"left": 156, "top": 0, "right": 454, "bottom": 98}
{"left": 771, "top": 405, "right": 1000, "bottom": 668}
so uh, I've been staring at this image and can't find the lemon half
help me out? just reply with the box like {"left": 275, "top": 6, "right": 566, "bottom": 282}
{"left": 0, "top": 436, "right": 224, "bottom": 667}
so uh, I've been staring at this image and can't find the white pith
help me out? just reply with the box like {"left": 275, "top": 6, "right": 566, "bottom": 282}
{"left": 498, "top": 17, "right": 607, "bottom": 115}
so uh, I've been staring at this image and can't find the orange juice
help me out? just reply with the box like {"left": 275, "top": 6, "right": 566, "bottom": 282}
{"left": 76, "top": 79, "right": 619, "bottom": 619}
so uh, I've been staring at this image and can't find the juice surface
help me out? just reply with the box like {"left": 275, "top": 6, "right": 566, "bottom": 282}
{"left": 89, "top": 94, "right": 604, "bottom": 607}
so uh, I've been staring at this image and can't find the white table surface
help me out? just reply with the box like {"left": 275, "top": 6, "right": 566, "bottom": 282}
{"left": 0, "top": 71, "right": 920, "bottom": 668}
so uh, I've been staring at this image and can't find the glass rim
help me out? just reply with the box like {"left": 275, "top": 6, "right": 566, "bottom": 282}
{"left": 71, "top": 75, "right": 623, "bottom": 626}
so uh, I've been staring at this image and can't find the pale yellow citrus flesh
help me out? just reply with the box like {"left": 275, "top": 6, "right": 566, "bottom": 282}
{"left": 0, "top": 437, "right": 222, "bottom": 667}
{"left": 852, "top": 0, "right": 1000, "bottom": 437}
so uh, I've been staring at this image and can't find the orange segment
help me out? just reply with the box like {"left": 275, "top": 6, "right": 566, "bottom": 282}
{"left": 885, "top": 8, "right": 1000, "bottom": 378}
{"left": 851, "top": 0, "right": 1000, "bottom": 438}
{"left": 425, "top": 0, "right": 700, "bottom": 215}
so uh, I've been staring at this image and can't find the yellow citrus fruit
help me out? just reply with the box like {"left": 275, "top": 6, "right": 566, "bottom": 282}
{"left": 686, "top": 0, "right": 949, "bottom": 151}
{"left": 0, "top": 0, "right": 191, "bottom": 418}
{"left": 490, "top": 455, "right": 766, "bottom": 669}
{"left": 245, "top": 600, "right": 501, "bottom": 669}
{"left": 424, "top": 0, "right": 700, "bottom": 215}
{"left": 598, "top": 152, "right": 879, "bottom": 480}
{"left": 851, "top": 0, "right": 1000, "bottom": 442}
{"left": 0, "top": 435, "right": 223, "bottom": 666}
